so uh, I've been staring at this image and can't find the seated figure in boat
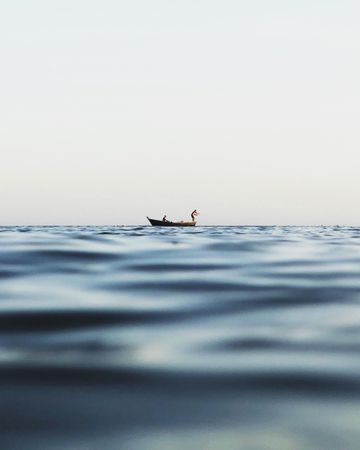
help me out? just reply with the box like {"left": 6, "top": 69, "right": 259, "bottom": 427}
{"left": 191, "top": 209, "right": 199, "bottom": 222}
{"left": 162, "top": 214, "right": 168, "bottom": 222}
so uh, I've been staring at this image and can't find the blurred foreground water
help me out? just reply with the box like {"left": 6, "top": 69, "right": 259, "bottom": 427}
{"left": 1, "top": 225, "right": 360, "bottom": 450}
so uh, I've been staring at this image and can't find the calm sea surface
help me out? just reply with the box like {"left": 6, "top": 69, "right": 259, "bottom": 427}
{"left": 1, "top": 225, "right": 360, "bottom": 450}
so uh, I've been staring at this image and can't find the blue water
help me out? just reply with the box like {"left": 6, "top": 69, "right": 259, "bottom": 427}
{"left": 1, "top": 225, "right": 360, "bottom": 450}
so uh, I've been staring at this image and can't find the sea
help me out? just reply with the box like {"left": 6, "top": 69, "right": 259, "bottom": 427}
{"left": 1, "top": 225, "right": 360, "bottom": 450}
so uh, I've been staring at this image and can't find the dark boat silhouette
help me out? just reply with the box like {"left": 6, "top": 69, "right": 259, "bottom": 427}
{"left": 147, "top": 217, "right": 196, "bottom": 227}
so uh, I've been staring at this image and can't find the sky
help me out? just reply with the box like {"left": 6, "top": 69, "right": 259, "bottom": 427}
{"left": 1, "top": 0, "right": 359, "bottom": 225}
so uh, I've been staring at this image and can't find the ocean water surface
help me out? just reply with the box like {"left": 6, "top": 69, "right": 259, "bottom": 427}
{"left": 1, "top": 225, "right": 360, "bottom": 449}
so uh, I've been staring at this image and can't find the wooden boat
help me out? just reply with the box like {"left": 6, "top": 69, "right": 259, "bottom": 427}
{"left": 147, "top": 217, "right": 196, "bottom": 227}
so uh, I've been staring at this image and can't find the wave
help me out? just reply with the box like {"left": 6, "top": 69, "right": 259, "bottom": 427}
{"left": 1, "top": 226, "right": 360, "bottom": 449}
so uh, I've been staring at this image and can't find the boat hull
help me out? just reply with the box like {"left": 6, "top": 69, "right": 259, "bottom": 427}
{"left": 147, "top": 217, "right": 196, "bottom": 227}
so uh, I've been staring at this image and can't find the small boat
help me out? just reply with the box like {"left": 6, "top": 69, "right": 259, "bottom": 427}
{"left": 147, "top": 217, "right": 196, "bottom": 227}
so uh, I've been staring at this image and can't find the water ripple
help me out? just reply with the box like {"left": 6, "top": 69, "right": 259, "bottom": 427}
{"left": 1, "top": 225, "right": 360, "bottom": 450}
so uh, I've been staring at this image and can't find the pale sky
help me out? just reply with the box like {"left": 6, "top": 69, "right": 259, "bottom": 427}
{"left": 1, "top": 1, "right": 359, "bottom": 225}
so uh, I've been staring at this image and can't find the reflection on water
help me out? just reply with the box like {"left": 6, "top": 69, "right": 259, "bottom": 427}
{"left": 1, "top": 225, "right": 360, "bottom": 449}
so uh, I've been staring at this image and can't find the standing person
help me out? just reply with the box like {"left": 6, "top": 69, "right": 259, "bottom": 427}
{"left": 162, "top": 214, "right": 168, "bottom": 222}
{"left": 191, "top": 209, "right": 199, "bottom": 222}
